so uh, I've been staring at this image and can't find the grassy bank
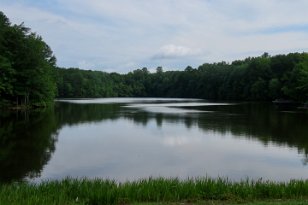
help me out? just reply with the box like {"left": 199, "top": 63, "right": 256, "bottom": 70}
{"left": 1, "top": 178, "right": 308, "bottom": 205}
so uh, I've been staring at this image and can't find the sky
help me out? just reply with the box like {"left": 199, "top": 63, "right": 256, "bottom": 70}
{"left": 1, "top": 0, "right": 308, "bottom": 73}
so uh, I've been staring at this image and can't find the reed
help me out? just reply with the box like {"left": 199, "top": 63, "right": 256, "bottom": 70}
{"left": 1, "top": 177, "right": 308, "bottom": 205}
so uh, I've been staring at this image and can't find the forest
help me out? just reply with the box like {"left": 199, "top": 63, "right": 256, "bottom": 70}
{"left": 0, "top": 11, "right": 56, "bottom": 107}
{"left": 56, "top": 52, "right": 308, "bottom": 102}
{"left": 1, "top": 11, "right": 308, "bottom": 108}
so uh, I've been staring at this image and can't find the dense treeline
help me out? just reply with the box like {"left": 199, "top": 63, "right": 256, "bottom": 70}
{"left": 0, "top": 12, "right": 56, "bottom": 107}
{"left": 1, "top": 11, "right": 308, "bottom": 106}
{"left": 56, "top": 52, "right": 308, "bottom": 102}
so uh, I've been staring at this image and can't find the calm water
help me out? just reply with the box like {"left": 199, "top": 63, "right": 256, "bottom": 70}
{"left": 1, "top": 98, "right": 308, "bottom": 183}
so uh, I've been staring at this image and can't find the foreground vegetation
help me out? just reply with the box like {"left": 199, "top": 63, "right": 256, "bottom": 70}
{"left": 136, "top": 201, "right": 308, "bottom": 205}
{"left": 1, "top": 178, "right": 308, "bottom": 204}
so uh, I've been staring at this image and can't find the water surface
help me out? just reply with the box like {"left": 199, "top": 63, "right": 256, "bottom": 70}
{"left": 1, "top": 98, "right": 308, "bottom": 183}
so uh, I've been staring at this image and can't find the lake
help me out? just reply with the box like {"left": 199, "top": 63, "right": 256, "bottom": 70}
{"left": 1, "top": 98, "right": 308, "bottom": 183}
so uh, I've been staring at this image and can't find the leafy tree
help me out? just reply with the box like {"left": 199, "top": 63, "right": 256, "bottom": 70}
{"left": 0, "top": 11, "right": 57, "bottom": 107}
{"left": 0, "top": 56, "right": 15, "bottom": 104}
{"left": 55, "top": 52, "right": 308, "bottom": 103}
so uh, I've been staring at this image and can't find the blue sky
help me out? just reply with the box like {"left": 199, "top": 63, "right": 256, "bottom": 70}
{"left": 1, "top": 0, "right": 308, "bottom": 73}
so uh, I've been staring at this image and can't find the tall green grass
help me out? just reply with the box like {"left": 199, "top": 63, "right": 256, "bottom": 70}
{"left": 1, "top": 178, "right": 308, "bottom": 205}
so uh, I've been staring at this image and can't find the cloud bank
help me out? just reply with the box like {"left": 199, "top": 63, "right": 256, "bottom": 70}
{"left": 1, "top": 0, "right": 308, "bottom": 72}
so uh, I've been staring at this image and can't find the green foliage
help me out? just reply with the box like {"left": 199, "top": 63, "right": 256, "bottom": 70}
{"left": 0, "top": 11, "right": 56, "bottom": 108}
{"left": 1, "top": 178, "right": 308, "bottom": 204}
{"left": 0, "top": 56, "right": 15, "bottom": 101}
{"left": 56, "top": 68, "right": 126, "bottom": 98}
{"left": 55, "top": 52, "right": 308, "bottom": 103}
{"left": 291, "top": 60, "right": 308, "bottom": 102}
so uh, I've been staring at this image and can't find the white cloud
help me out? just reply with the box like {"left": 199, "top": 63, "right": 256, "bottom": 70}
{"left": 78, "top": 60, "right": 95, "bottom": 70}
{"left": 0, "top": 0, "right": 307, "bottom": 72}
{"left": 153, "top": 44, "right": 198, "bottom": 59}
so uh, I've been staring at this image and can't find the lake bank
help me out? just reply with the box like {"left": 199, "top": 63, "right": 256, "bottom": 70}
{"left": 1, "top": 178, "right": 308, "bottom": 205}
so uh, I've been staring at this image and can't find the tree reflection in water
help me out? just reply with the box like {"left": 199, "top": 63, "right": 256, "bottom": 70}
{"left": 0, "top": 108, "right": 58, "bottom": 183}
{"left": 1, "top": 100, "right": 308, "bottom": 182}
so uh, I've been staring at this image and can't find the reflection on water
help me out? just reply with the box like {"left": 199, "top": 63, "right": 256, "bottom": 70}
{"left": 56, "top": 98, "right": 200, "bottom": 104}
{"left": 1, "top": 98, "right": 308, "bottom": 183}
{"left": 0, "top": 108, "right": 58, "bottom": 183}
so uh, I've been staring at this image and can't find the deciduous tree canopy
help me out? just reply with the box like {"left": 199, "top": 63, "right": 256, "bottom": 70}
{"left": 0, "top": 11, "right": 56, "bottom": 107}
{"left": 55, "top": 53, "right": 308, "bottom": 103}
